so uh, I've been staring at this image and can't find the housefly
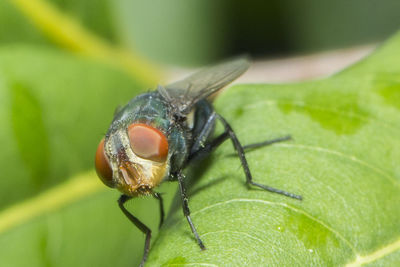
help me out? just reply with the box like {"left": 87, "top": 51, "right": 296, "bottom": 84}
{"left": 94, "top": 58, "right": 302, "bottom": 266}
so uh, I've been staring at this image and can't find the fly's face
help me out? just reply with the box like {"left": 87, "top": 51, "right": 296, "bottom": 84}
{"left": 95, "top": 123, "right": 169, "bottom": 196}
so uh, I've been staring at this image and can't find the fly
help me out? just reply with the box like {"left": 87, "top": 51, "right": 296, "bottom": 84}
{"left": 94, "top": 58, "right": 302, "bottom": 267}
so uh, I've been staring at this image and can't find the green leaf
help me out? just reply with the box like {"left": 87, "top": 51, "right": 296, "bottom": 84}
{"left": 1, "top": 0, "right": 116, "bottom": 46}
{"left": 146, "top": 34, "right": 400, "bottom": 265}
{"left": 0, "top": 46, "right": 171, "bottom": 266}
{"left": 0, "top": 1, "right": 48, "bottom": 45}
{"left": 7, "top": 0, "right": 161, "bottom": 85}
{"left": 1, "top": 35, "right": 400, "bottom": 267}
{"left": 49, "top": 0, "right": 118, "bottom": 43}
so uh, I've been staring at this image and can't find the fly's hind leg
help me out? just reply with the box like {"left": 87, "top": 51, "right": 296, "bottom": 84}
{"left": 242, "top": 135, "right": 292, "bottom": 151}
{"left": 215, "top": 114, "right": 302, "bottom": 200}
{"left": 186, "top": 112, "right": 301, "bottom": 200}
{"left": 187, "top": 112, "right": 291, "bottom": 164}
{"left": 182, "top": 113, "right": 301, "bottom": 250}
{"left": 118, "top": 195, "right": 152, "bottom": 267}
{"left": 188, "top": 131, "right": 291, "bottom": 163}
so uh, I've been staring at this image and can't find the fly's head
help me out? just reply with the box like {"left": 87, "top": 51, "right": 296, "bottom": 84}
{"left": 95, "top": 123, "right": 169, "bottom": 196}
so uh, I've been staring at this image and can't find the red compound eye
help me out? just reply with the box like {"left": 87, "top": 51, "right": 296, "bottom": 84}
{"left": 128, "top": 123, "right": 168, "bottom": 162}
{"left": 95, "top": 138, "right": 114, "bottom": 187}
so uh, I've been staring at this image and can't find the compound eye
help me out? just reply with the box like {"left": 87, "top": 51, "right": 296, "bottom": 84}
{"left": 128, "top": 123, "right": 168, "bottom": 162}
{"left": 95, "top": 138, "right": 114, "bottom": 187}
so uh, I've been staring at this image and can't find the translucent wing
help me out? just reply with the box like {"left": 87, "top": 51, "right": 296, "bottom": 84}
{"left": 158, "top": 57, "right": 250, "bottom": 114}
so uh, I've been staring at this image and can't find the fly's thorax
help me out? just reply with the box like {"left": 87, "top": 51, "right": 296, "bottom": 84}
{"left": 98, "top": 123, "right": 170, "bottom": 197}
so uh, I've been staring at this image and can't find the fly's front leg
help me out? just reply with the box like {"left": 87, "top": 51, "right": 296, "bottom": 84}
{"left": 176, "top": 171, "right": 206, "bottom": 250}
{"left": 153, "top": 192, "right": 165, "bottom": 229}
{"left": 215, "top": 114, "right": 302, "bottom": 200}
{"left": 118, "top": 195, "right": 151, "bottom": 267}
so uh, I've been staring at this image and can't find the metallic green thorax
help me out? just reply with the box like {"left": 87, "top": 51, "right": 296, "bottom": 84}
{"left": 106, "top": 91, "right": 214, "bottom": 178}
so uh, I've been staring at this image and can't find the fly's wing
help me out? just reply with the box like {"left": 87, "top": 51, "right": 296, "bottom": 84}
{"left": 158, "top": 57, "right": 250, "bottom": 114}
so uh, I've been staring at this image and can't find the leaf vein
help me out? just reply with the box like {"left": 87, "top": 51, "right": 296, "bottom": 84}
{"left": 277, "top": 144, "right": 400, "bottom": 187}
{"left": 192, "top": 198, "right": 357, "bottom": 254}
{"left": 202, "top": 230, "right": 303, "bottom": 265}
{"left": 345, "top": 238, "right": 400, "bottom": 266}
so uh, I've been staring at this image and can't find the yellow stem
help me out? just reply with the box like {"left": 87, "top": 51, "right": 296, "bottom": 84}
{"left": 0, "top": 171, "right": 104, "bottom": 234}
{"left": 346, "top": 239, "right": 400, "bottom": 266}
{"left": 10, "top": 0, "right": 161, "bottom": 86}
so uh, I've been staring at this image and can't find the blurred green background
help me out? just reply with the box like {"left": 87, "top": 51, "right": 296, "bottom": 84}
{"left": 2, "top": 0, "right": 400, "bottom": 65}
{"left": 1, "top": 0, "right": 400, "bottom": 266}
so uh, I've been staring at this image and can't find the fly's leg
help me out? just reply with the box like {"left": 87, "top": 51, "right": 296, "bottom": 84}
{"left": 176, "top": 171, "right": 206, "bottom": 250}
{"left": 186, "top": 112, "right": 301, "bottom": 200}
{"left": 188, "top": 132, "right": 290, "bottom": 164}
{"left": 215, "top": 114, "right": 302, "bottom": 200}
{"left": 118, "top": 195, "right": 151, "bottom": 267}
{"left": 187, "top": 111, "right": 228, "bottom": 165}
{"left": 190, "top": 112, "right": 217, "bottom": 154}
{"left": 187, "top": 131, "right": 229, "bottom": 165}
{"left": 153, "top": 192, "right": 165, "bottom": 229}
{"left": 242, "top": 135, "right": 291, "bottom": 151}
{"left": 187, "top": 111, "right": 291, "bottom": 164}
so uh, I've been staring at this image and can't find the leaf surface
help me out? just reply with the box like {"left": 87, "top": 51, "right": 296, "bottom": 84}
{"left": 1, "top": 33, "right": 400, "bottom": 267}
{"left": 146, "top": 33, "right": 400, "bottom": 266}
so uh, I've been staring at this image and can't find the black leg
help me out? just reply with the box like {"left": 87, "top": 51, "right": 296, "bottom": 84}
{"left": 188, "top": 124, "right": 290, "bottom": 166}
{"left": 242, "top": 135, "right": 292, "bottom": 151}
{"left": 215, "top": 114, "right": 302, "bottom": 200}
{"left": 118, "top": 195, "right": 152, "bottom": 267}
{"left": 153, "top": 192, "right": 165, "bottom": 229}
{"left": 189, "top": 132, "right": 290, "bottom": 164}
{"left": 190, "top": 112, "right": 217, "bottom": 154}
{"left": 176, "top": 171, "right": 206, "bottom": 250}
{"left": 186, "top": 131, "right": 229, "bottom": 165}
